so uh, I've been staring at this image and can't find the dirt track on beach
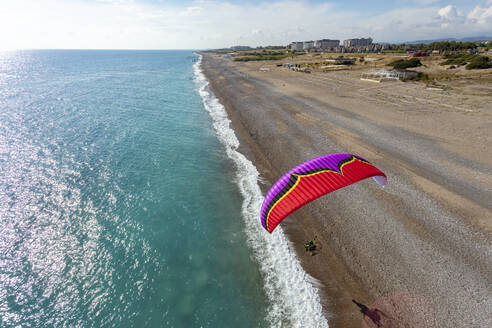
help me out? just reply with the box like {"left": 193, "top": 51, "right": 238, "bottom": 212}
{"left": 200, "top": 53, "right": 492, "bottom": 328}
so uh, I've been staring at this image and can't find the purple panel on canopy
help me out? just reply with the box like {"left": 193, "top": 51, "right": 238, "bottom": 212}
{"left": 260, "top": 153, "right": 359, "bottom": 230}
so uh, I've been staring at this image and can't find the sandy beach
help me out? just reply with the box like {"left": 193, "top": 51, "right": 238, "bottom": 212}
{"left": 200, "top": 53, "right": 492, "bottom": 327}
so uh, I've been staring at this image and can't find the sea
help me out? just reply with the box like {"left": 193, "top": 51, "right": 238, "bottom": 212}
{"left": 0, "top": 50, "right": 328, "bottom": 328}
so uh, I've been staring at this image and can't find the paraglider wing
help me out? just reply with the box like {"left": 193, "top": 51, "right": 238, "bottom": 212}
{"left": 260, "top": 153, "right": 387, "bottom": 233}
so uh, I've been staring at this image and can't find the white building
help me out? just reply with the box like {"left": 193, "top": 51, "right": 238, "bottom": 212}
{"left": 343, "top": 38, "right": 373, "bottom": 47}
{"left": 290, "top": 42, "right": 304, "bottom": 51}
{"left": 303, "top": 40, "right": 315, "bottom": 50}
{"left": 314, "top": 39, "right": 340, "bottom": 49}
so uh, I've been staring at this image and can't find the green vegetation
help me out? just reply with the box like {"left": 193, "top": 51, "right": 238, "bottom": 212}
{"left": 440, "top": 53, "right": 476, "bottom": 66}
{"left": 388, "top": 58, "right": 422, "bottom": 69}
{"left": 418, "top": 41, "right": 477, "bottom": 52}
{"left": 388, "top": 41, "right": 480, "bottom": 52}
{"left": 234, "top": 53, "right": 294, "bottom": 62}
{"left": 413, "top": 72, "right": 429, "bottom": 81}
{"left": 401, "top": 72, "right": 429, "bottom": 82}
{"left": 239, "top": 50, "right": 288, "bottom": 56}
{"left": 466, "top": 55, "right": 492, "bottom": 69}
{"left": 233, "top": 50, "right": 296, "bottom": 62}
{"left": 440, "top": 53, "right": 492, "bottom": 69}
{"left": 382, "top": 49, "right": 407, "bottom": 54}
{"left": 255, "top": 46, "right": 286, "bottom": 50}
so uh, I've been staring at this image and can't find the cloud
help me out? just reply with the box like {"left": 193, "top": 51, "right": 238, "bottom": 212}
{"left": 180, "top": 6, "right": 204, "bottom": 17}
{"left": 436, "top": 5, "right": 466, "bottom": 28}
{"left": 251, "top": 29, "right": 263, "bottom": 36}
{"left": 403, "top": 0, "right": 442, "bottom": 4}
{"left": 438, "top": 5, "right": 459, "bottom": 20}
{"left": 0, "top": 0, "right": 491, "bottom": 50}
{"left": 467, "top": 3, "right": 492, "bottom": 24}
{"left": 431, "top": 2, "right": 492, "bottom": 33}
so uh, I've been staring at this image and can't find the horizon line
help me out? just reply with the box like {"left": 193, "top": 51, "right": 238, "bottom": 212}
{"left": 0, "top": 48, "right": 206, "bottom": 52}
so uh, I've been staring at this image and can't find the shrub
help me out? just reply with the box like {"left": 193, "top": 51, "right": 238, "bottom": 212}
{"left": 440, "top": 53, "right": 477, "bottom": 66}
{"left": 466, "top": 56, "right": 492, "bottom": 69}
{"left": 388, "top": 58, "right": 422, "bottom": 69}
{"left": 402, "top": 72, "right": 429, "bottom": 82}
{"left": 415, "top": 72, "right": 430, "bottom": 81}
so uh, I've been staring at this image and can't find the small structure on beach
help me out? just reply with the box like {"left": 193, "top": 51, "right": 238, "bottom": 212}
{"left": 360, "top": 69, "right": 418, "bottom": 82}
{"left": 320, "top": 65, "right": 349, "bottom": 71}
{"left": 282, "top": 60, "right": 351, "bottom": 73}
{"left": 282, "top": 62, "right": 312, "bottom": 73}
{"left": 409, "top": 51, "right": 430, "bottom": 58}
{"left": 326, "top": 56, "right": 356, "bottom": 65}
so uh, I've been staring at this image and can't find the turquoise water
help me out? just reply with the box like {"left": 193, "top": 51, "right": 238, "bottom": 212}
{"left": 0, "top": 50, "right": 270, "bottom": 327}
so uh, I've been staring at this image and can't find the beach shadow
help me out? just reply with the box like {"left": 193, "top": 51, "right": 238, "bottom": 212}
{"left": 360, "top": 292, "right": 438, "bottom": 328}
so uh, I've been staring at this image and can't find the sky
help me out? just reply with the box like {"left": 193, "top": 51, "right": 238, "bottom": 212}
{"left": 0, "top": 0, "right": 491, "bottom": 50}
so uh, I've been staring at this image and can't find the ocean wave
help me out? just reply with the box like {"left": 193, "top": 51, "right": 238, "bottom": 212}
{"left": 193, "top": 54, "right": 329, "bottom": 328}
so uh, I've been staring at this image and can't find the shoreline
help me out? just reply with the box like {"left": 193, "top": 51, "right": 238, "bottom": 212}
{"left": 194, "top": 55, "right": 330, "bottom": 327}
{"left": 198, "top": 54, "right": 371, "bottom": 327}
{"left": 199, "top": 52, "right": 492, "bottom": 327}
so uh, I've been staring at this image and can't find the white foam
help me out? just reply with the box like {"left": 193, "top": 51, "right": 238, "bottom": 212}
{"left": 193, "top": 55, "right": 329, "bottom": 328}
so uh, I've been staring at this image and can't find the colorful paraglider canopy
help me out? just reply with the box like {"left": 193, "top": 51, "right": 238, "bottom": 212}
{"left": 260, "top": 153, "right": 387, "bottom": 233}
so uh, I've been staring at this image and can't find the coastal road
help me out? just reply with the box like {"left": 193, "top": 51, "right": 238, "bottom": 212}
{"left": 201, "top": 54, "right": 491, "bottom": 328}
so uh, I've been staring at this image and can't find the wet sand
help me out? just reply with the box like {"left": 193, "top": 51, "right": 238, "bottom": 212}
{"left": 200, "top": 53, "right": 492, "bottom": 328}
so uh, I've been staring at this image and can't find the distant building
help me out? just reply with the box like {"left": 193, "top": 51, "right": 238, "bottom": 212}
{"left": 343, "top": 38, "right": 373, "bottom": 47}
{"left": 231, "top": 46, "right": 252, "bottom": 51}
{"left": 290, "top": 42, "right": 304, "bottom": 51}
{"left": 303, "top": 40, "right": 315, "bottom": 50}
{"left": 314, "top": 39, "right": 340, "bottom": 49}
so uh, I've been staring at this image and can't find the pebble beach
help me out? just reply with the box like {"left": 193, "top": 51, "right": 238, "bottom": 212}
{"left": 200, "top": 52, "right": 492, "bottom": 328}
